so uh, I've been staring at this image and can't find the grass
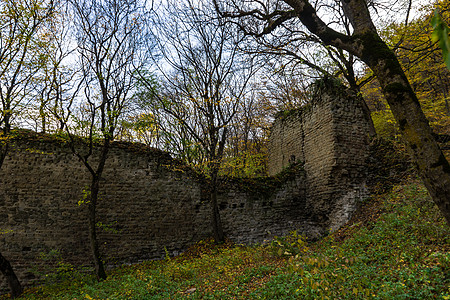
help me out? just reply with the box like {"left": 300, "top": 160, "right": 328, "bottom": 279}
{"left": 6, "top": 178, "right": 450, "bottom": 299}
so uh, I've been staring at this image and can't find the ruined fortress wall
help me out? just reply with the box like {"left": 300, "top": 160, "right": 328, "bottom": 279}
{"left": 0, "top": 83, "right": 370, "bottom": 292}
{"left": 267, "top": 84, "right": 370, "bottom": 231}
{"left": 0, "top": 138, "right": 310, "bottom": 291}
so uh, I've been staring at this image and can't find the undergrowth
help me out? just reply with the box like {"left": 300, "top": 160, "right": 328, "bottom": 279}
{"left": 5, "top": 179, "right": 449, "bottom": 299}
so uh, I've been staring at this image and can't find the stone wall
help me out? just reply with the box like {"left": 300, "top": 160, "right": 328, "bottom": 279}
{"left": 267, "top": 81, "right": 370, "bottom": 231}
{"left": 0, "top": 136, "right": 314, "bottom": 292}
{"left": 0, "top": 82, "right": 370, "bottom": 292}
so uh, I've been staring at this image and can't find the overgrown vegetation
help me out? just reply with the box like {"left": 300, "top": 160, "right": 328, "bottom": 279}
{"left": 6, "top": 179, "right": 448, "bottom": 299}
{"left": 219, "top": 161, "right": 304, "bottom": 197}
{"left": 1, "top": 0, "right": 450, "bottom": 296}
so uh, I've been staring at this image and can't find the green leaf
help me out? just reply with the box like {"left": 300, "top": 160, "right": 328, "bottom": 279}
{"left": 431, "top": 10, "right": 450, "bottom": 70}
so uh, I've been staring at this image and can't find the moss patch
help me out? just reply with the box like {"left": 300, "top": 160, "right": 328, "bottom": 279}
{"left": 218, "top": 162, "right": 304, "bottom": 197}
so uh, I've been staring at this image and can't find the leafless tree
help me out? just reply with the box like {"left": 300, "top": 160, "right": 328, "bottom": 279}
{"left": 231, "top": 0, "right": 383, "bottom": 135}
{"left": 258, "top": 65, "right": 311, "bottom": 112}
{"left": 222, "top": 83, "right": 269, "bottom": 177}
{"left": 0, "top": 0, "right": 56, "bottom": 297}
{"left": 140, "top": 0, "right": 256, "bottom": 242}
{"left": 67, "top": 0, "right": 148, "bottom": 280}
{"left": 30, "top": 4, "right": 79, "bottom": 133}
{"left": 213, "top": 0, "right": 450, "bottom": 225}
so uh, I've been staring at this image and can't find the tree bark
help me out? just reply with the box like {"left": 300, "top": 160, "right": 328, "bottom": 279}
{"left": 348, "top": 85, "right": 377, "bottom": 137}
{"left": 0, "top": 142, "right": 9, "bottom": 170}
{"left": 1, "top": 132, "right": 23, "bottom": 298}
{"left": 74, "top": 137, "right": 111, "bottom": 281}
{"left": 85, "top": 138, "right": 112, "bottom": 281}
{"left": 210, "top": 171, "right": 225, "bottom": 243}
{"left": 209, "top": 127, "right": 228, "bottom": 243}
{"left": 359, "top": 96, "right": 377, "bottom": 137}
{"left": 88, "top": 177, "right": 107, "bottom": 281}
{"left": 0, "top": 252, "right": 23, "bottom": 299}
{"left": 279, "top": 0, "right": 450, "bottom": 225}
{"left": 359, "top": 34, "right": 450, "bottom": 224}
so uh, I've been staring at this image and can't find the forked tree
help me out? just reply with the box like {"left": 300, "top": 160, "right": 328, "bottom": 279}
{"left": 30, "top": 4, "right": 79, "bottom": 133}
{"left": 67, "top": 0, "right": 148, "bottom": 280}
{"left": 236, "top": 0, "right": 378, "bottom": 136}
{"left": 0, "top": 0, "right": 56, "bottom": 297}
{"left": 141, "top": 0, "right": 255, "bottom": 242}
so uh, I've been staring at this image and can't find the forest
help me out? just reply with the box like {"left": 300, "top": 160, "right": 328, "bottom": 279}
{"left": 0, "top": 0, "right": 449, "bottom": 298}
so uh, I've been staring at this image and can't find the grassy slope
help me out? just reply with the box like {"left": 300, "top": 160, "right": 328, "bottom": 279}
{"left": 6, "top": 179, "right": 450, "bottom": 300}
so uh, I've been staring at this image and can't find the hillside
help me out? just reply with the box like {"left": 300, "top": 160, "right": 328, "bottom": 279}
{"left": 5, "top": 177, "right": 449, "bottom": 299}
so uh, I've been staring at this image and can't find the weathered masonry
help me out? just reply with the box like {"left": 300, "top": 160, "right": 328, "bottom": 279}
{"left": 267, "top": 81, "right": 371, "bottom": 231}
{"left": 0, "top": 83, "right": 370, "bottom": 291}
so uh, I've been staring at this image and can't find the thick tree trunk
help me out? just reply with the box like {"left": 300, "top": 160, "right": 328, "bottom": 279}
{"left": 88, "top": 178, "right": 107, "bottom": 280}
{"left": 0, "top": 252, "right": 23, "bottom": 299}
{"left": 360, "top": 33, "right": 450, "bottom": 225}
{"left": 280, "top": 0, "right": 450, "bottom": 225}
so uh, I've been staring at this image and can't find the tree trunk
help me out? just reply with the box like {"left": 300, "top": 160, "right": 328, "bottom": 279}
{"left": 344, "top": 61, "right": 377, "bottom": 138}
{"left": 360, "top": 33, "right": 450, "bottom": 225}
{"left": 73, "top": 136, "right": 111, "bottom": 281}
{"left": 0, "top": 142, "right": 9, "bottom": 170}
{"left": 349, "top": 86, "right": 377, "bottom": 137}
{"left": 0, "top": 135, "right": 23, "bottom": 298}
{"left": 280, "top": 0, "right": 450, "bottom": 225}
{"left": 360, "top": 96, "right": 377, "bottom": 137}
{"left": 88, "top": 178, "right": 107, "bottom": 280}
{"left": 210, "top": 172, "right": 225, "bottom": 243}
{"left": 0, "top": 252, "right": 23, "bottom": 299}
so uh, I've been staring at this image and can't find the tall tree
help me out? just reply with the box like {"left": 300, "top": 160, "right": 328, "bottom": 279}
{"left": 0, "top": 0, "right": 55, "bottom": 297}
{"left": 233, "top": 0, "right": 377, "bottom": 136}
{"left": 363, "top": 1, "right": 450, "bottom": 140}
{"left": 392, "top": 2, "right": 450, "bottom": 126}
{"left": 221, "top": 84, "right": 269, "bottom": 177}
{"left": 142, "top": 0, "right": 255, "bottom": 242}
{"left": 214, "top": 0, "right": 450, "bottom": 225}
{"left": 30, "top": 4, "right": 79, "bottom": 133}
{"left": 67, "top": 0, "right": 148, "bottom": 280}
